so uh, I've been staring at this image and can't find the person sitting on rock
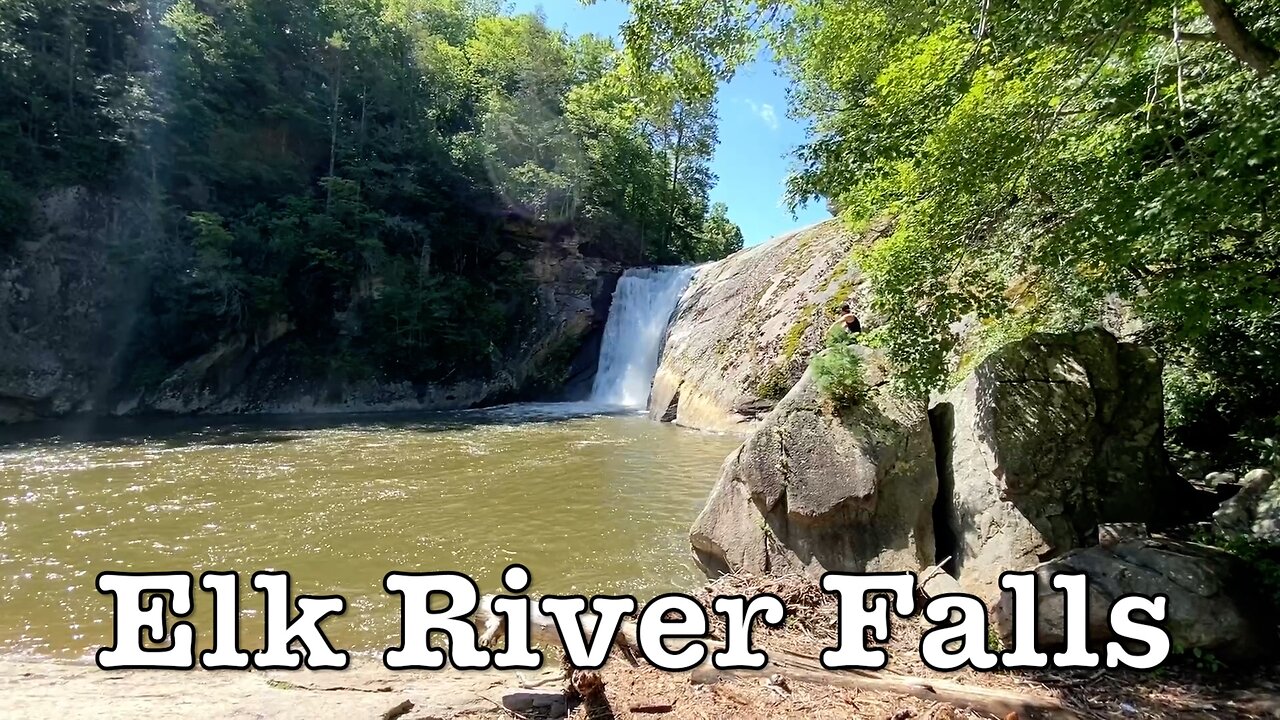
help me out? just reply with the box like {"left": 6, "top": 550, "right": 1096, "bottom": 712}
{"left": 833, "top": 303, "right": 861, "bottom": 339}
{"left": 824, "top": 304, "right": 862, "bottom": 347}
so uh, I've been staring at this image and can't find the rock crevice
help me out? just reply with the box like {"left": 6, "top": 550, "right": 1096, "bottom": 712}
{"left": 928, "top": 327, "right": 1184, "bottom": 598}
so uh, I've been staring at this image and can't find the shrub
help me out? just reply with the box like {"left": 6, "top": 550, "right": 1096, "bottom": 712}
{"left": 1219, "top": 535, "right": 1280, "bottom": 612}
{"left": 811, "top": 341, "right": 866, "bottom": 407}
{"left": 823, "top": 321, "right": 850, "bottom": 348}
{"left": 1193, "top": 528, "right": 1280, "bottom": 616}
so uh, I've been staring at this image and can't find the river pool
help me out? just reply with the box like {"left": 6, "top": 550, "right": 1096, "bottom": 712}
{"left": 0, "top": 404, "right": 741, "bottom": 659}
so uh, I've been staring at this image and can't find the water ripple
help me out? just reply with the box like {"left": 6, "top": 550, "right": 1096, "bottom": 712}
{"left": 0, "top": 410, "right": 741, "bottom": 659}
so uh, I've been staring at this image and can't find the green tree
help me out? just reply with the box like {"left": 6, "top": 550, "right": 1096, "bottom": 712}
{"left": 696, "top": 202, "right": 743, "bottom": 261}
{"left": 0, "top": 0, "right": 742, "bottom": 395}
{"left": 619, "top": 0, "right": 1279, "bottom": 468}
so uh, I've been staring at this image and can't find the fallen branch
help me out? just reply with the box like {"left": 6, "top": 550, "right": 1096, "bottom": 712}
{"left": 691, "top": 649, "right": 1080, "bottom": 720}
{"left": 262, "top": 678, "right": 392, "bottom": 693}
{"left": 1145, "top": 27, "right": 1220, "bottom": 43}
{"left": 918, "top": 556, "right": 954, "bottom": 589}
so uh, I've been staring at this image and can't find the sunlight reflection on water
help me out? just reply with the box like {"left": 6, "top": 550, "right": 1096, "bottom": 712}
{"left": 0, "top": 406, "right": 741, "bottom": 659}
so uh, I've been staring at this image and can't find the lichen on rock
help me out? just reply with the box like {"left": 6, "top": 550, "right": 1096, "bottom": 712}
{"left": 650, "top": 219, "right": 866, "bottom": 433}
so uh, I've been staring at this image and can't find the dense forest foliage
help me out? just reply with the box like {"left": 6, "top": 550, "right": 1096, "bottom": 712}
{"left": 0, "top": 0, "right": 743, "bottom": 387}
{"left": 620, "top": 0, "right": 1279, "bottom": 472}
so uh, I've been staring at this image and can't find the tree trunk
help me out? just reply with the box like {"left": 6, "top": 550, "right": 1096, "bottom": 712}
{"left": 65, "top": 12, "right": 75, "bottom": 113}
{"left": 664, "top": 121, "right": 684, "bottom": 260}
{"left": 358, "top": 83, "right": 368, "bottom": 159}
{"left": 1197, "top": 0, "right": 1278, "bottom": 74}
{"left": 326, "top": 61, "right": 343, "bottom": 210}
{"left": 418, "top": 237, "right": 431, "bottom": 280}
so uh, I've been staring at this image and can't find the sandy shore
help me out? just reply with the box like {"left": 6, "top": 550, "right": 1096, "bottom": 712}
{"left": 8, "top": 570, "right": 1280, "bottom": 720}
{"left": 0, "top": 656, "right": 556, "bottom": 719}
{"left": 7, "top": 647, "right": 1280, "bottom": 720}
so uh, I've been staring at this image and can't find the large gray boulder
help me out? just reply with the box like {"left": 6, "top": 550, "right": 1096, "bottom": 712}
{"left": 991, "top": 538, "right": 1277, "bottom": 662}
{"left": 689, "top": 351, "right": 938, "bottom": 578}
{"left": 931, "top": 328, "right": 1183, "bottom": 598}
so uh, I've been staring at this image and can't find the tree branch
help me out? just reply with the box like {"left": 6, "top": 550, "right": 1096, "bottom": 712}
{"left": 1144, "top": 27, "right": 1220, "bottom": 43}
{"left": 1196, "top": 0, "right": 1278, "bottom": 75}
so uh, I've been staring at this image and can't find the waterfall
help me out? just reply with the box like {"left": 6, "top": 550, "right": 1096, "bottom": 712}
{"left": 589, "top": 266, "right": 696, "bottom": 409}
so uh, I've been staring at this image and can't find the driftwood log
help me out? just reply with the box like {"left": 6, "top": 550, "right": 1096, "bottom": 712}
{"left": 691, "top": 649, "right": 1081, "bottom": 720}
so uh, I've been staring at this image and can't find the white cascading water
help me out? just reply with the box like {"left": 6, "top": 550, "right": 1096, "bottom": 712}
{"left": 589, "top": 266, "right": 696, "bottom": 409}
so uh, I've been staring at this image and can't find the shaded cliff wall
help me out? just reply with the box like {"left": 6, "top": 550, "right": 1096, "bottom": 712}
{"left": 0, "top": 188, "right": 145, "bottom": 422}
{"left": 0, "top": 189, "right": 620, "bottom": 423}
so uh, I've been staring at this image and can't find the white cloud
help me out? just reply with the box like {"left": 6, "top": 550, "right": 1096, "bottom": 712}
{"left": 759, "top": 103, "right": 779, "bottom": 130}
{"left": 744, "top": 99, "right": 780, "bottom": 131}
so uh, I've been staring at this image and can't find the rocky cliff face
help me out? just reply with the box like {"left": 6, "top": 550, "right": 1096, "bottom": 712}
{"left": 649, "top": 220, "right": 870, "bottom": 433}
{"left": 131, "top": 230, "right": 620, "bottom": 417}
{"left": 0, "top": 188, "right": 145, "bottom": 423}
{"left": 0, "top": 189, "right": 620, "bottom": 423}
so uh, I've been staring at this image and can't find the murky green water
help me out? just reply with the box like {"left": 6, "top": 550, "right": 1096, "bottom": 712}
{"left": 0, "top": 405, "right": 741, "bottom": 659}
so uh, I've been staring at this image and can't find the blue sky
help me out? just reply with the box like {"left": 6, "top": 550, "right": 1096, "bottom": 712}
{"left": 510, "top": 0, "right": 832, "bottom": 247}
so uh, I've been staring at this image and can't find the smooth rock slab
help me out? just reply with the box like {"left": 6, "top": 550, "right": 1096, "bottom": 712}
{"left": 650, "top": 219, "right": 866, "bottom": 433}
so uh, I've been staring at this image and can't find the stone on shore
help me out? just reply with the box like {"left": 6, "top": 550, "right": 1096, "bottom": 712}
{"left": 991, "top": 538, "right": 1278, "bottom": 662}
{"left": 1213, "top": 468, "right": 1280, "bottom": 540}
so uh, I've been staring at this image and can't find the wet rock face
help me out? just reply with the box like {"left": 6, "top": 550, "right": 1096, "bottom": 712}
{"left": 991, "top": 538, "right": 1278, "bottom": 663}
{"left": 690, "top": 353, "right": 939, "bottom": 578}
{"left": 650, "top": 219, "right": 869, "bottom": 434}
{"left": 0, "top": 188, "right": 142, "bottom": 422}
{"left": 931, "top": 328, "right": 1182, "bottom": 598}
